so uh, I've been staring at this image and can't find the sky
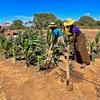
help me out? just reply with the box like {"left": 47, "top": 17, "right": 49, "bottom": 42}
{"left": 0, "top": 0, "right": 100, "bottom": 23}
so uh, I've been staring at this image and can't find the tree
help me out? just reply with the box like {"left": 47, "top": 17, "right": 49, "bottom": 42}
{"left": 10, "top": 20, "right": 25, "bottom": 30}
{"left": 25, "top": 21, "right": 33, "bottom": 27}
{"left": 55, "top": 19, "right": 63, "bottom": 28}
{"left": 33, "top": 13, "right": 57, "bottom": 29}
{"left": 25, "top": 21, "right": 32, "bottom": 25}
{"left": 96, "top": 21, "right": 100, "bottom": 26}
{"left": 77, "top": 16, "right": 96, "bottom": 27}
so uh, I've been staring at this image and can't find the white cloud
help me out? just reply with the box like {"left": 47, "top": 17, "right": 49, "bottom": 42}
{"left": 85, "top": 12, "right": 91, "bottom": 16}
{"left": 14, "top": 15, "right": 33, "bottom": 21}
{"left": 96, "top": 16, "right": 100, "bottom": 21}
{"left": 94, "top": 18, "right": 97, "bottom": 20}
{"left": 93, "top": 16, "right": 100, "bottom": 21}
{"left": 0, "top": 16, "right": 33, "bottom": 25}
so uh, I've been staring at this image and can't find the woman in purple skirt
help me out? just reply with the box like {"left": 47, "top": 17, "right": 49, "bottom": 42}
{"left": 64, "top": 18, "right": 90, "bottom": 68}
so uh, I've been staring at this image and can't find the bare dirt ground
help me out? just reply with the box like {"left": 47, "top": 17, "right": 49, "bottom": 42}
{"left": 0, "top": 56, "right": 100, "bottom": 100}
{"left": 0, "top": 29, "right": 100, "bottom": 100}
{"left": 81, "top": 29, "right": 100, "bottom": 42}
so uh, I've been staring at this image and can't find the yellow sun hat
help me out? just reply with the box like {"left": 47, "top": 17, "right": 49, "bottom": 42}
{"left": 64, "top": 18, "right": 75, "bottom": 26}
{"left": 49, "top": 22, "right": 57, "bottom": 27}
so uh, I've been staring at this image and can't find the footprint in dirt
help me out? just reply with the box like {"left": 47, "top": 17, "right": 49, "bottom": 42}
{"left": 70, "top": 70, "right": 84, "bottom": 83}
{"left": 52, "top": 68, "right": 84, "bottom": 84}
{"left": 96, "top": 86, "right": 100, "bottom": 97}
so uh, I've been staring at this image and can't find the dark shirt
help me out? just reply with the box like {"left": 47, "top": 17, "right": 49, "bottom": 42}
{"left": 69, "top": 25, "right": 81, "bottom": 36}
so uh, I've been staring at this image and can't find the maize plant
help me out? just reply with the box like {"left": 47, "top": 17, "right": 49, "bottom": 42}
{"left": 89, "top": 41, "right": 97, "bottom": 61}
{"left": 0, "top": 29, "right": 70, "bottom": 70}
{"left": 89, "top": 32, "right": 100, "bottom": 61}
{"left": 0, "top": 35, "right": 13, "bottom": 59}
{"left": 52, "top": 43, "right": 63, "bottom": 64}
{"left": 47, "top": 30, "right": 52, "bottom": 47}
{"left": 95, "top": 32, "right": 100, "bottom": 44}
{"left": 95, "top": 32, "right": 100, "bottom": 58}
{"left": 11, "top": 35, "right": 20, "bottom": 62}
{"left": 20, "top": 30, "right": 48, "bottom": 68}
{"left": 36, "top": 55, "right": 45, "bottom": 70}
{"left": 19, "top": 36, "right": 33, "bottom": 67}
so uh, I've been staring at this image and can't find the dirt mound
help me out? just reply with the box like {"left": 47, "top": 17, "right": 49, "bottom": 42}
{"left": 0, "top": 57, "right": 100, "bottom": 100}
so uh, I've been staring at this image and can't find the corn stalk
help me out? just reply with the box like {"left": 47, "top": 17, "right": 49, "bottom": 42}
{"left": 89, "top": 32, "right": 100, "bottom": 61}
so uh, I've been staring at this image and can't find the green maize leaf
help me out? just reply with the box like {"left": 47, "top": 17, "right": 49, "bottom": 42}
{"left": 12, "top": 45, "right": 18, "bottom": 61}
{"left": 95, "top": 32, "right": 100, "bottom": 44}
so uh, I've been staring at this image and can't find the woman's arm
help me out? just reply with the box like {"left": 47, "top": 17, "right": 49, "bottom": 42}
{"left": 67, "top": 32, "right": 76, "bottom": 45}
{"left": 72, "top": 32, "right": 76, "bottom": 40}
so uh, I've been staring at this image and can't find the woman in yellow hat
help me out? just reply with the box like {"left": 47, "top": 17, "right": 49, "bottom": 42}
{"left": 64, "top": 18, "right": 90, "bottom": 68}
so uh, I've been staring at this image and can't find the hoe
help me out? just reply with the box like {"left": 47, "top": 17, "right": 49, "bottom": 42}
{"left": 65, "top": 44, "right": 73, "bottom": 91}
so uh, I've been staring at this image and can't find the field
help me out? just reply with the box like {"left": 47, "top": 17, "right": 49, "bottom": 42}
{"left": 81, "top": 29, "right": 100, "bottom": 41}
{"left": 0, "top": 29, "right": 100, "bottom": 100}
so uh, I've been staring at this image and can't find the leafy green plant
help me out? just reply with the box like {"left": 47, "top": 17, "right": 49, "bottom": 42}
{"left": 0, "top": 35, "right": 12, "bottom": 59}
{"left": 0, "top": 29, "right": 65, "bottom": 70}
{"left": 47, "top": 30, "right": 52, "bottom": 47}
{"left": 36, "top": 55, "right": 44, "bottom": 70}
{"left": 95, "top": 32, "right": 100, "bottom": 44}
{"left": 89, "top": 32, "right": 100, "bottom": 61}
